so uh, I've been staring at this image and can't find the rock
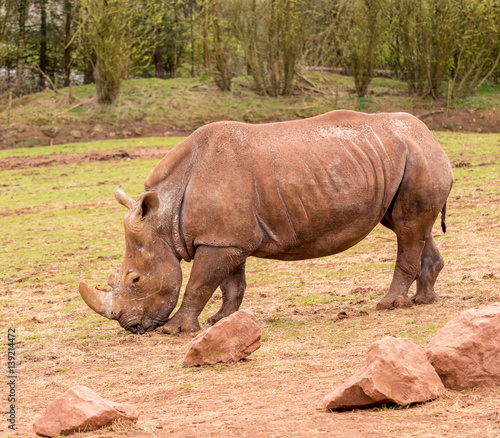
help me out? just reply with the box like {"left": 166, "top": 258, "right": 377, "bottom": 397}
{"left": 40, "top": 125, "right": 60, "bottom": 138}
{"left": 69, "top": 130, "right": 82, "bottom": 139}
{"left": 33, "top": 385, "right": 138, "bottom": 437}
{"left": 323, "top": 337, "right": 444, "bottom": 410}
{"left": 426, "top": 303, "right": 500, "bottom": 390}
{"left": 9, "top": 123, "right": 27, "bottom": 132}
{"left": 182, "top": 309, "right": 261, "bottom": 367}
{"left": 34, "top": 117, "right": 50, "bottom": 126}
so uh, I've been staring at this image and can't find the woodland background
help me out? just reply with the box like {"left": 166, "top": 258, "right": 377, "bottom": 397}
{"left": 1, "top": 0, "right": 499, "bottom": 104}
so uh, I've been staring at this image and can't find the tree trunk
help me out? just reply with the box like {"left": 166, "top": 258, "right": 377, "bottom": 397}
{"left": 203, "top": 0, "right": 211, "bottom": 72}
{"left": 39, "top": 0, "right": 48, "bottom": 88}
{"left": 95, "top": 57, "right": 120, "bottom": 104}
{"left": 83, "top": 54, "right": 96, "bottom": 84}
{"left": 190, "top": 0, "right": 195, "bottom": 77}
{"left": 154, "top": 47, "right": 166, "bottom": 79}
{"left": 15, "top": 0, "right": 29, "bottom": 90}
{"left": 267, "top": 0, "right": 278, "bottom": 97}
{"left": 172, "top": 1, "right": 180, "bottom": 79}
{"left": 63, "top": 0, "right": 72, "bottom": 87}
{"left": 213, "top": 10, "right": 232, "bottom": 91}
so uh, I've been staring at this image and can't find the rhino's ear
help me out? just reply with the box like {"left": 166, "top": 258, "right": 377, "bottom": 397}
{"left": 135, "top": 191, "right": 160, "bottom": 220}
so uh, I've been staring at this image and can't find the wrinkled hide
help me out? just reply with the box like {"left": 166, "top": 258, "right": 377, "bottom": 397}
{"left": 80, "top": 110, "right": 453, "bottom": 334}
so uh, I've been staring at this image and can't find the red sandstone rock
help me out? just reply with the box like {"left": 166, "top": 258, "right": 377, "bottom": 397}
{"left": 426, "top": 303, "right": 500, "bottom": 390}
{"left": 323, "top": 336, "right": 444, "bottom": 410}
{"left": 183, "top": 309, "right": 261, "bottom": 367}
{"left": 33, "top": 385, "right": 138, "bottom": 437}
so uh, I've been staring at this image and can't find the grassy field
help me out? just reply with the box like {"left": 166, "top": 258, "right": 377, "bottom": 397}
{"left": 0, "top": 131, "right": 499, "bottom": 437}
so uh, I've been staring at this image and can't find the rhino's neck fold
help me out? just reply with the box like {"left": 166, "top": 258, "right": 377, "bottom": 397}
{"left": 147, "top": 138, "right": 196, "bottom": 263}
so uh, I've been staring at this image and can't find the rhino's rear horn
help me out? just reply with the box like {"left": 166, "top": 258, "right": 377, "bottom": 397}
{"left": 114, "top": 185, "right": 135, "bottom": 209}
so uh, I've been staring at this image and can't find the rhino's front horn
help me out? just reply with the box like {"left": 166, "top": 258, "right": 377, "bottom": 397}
{"left": 79, "top": 282, "right": 119, "bottom": 320}
{"left": 114, "top": 185, "right": 135, "bottom": 209}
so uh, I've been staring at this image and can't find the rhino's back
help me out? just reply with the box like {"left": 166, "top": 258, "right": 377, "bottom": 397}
{"left": 174, "top": 111, "right": 444, "bottom": 259}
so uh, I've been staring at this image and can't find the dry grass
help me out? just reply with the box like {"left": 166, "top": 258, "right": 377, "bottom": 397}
{"left": 0, "top": 131, "right": 499, "bottom": 437}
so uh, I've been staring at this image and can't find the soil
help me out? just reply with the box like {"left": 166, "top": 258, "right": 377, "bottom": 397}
{"left": 0, "top": 147, "right": 168, "bottom": 171}
{"left": 0, "top": 108, "right": 498, "bottom": 150}
{"left": 423, "top": 109, "right": 499, "bottom": 133}
{"left": 1, "top": 129, "right": 499, "bottom": 438}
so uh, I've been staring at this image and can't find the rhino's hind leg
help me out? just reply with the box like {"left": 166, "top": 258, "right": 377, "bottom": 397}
{"left": 376, "top": 197, "right": 441, "bottom": 310}
{"left": 412, "top": 235, "right": 444, "bottom": 305}
{"left": 162, "top": 246, "right": 249, "bottom": 334}
{"left": 376, "top": 234, "right": 426, "bottom": 310}
{"left": 207, "top": 262, "right": 246, "bottom": 325}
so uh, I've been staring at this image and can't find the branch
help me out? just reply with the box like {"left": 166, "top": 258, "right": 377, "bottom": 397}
{"left": 65, "top": 13, "right": 89, "bottom": 50}
{"left": 54, "top": 102, "right": 85, "bottom": 118}
{"left": 417, "top": 111, "right": 444, "bottom": 120}
{"left": 295, "top": 70, "right": 324, "bottom": 94}
{"left": 295, "top": 69, "right": 317, "bottom": 88}
{"left": 33, "top": 65, "right": 59, "bottom": 93}
{"left": 474, "top": 50, "right": 500, "bottom": 92}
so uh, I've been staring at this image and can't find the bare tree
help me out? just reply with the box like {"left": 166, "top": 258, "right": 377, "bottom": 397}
{"left": 15, "top": 0, "right": 29, "bottom": 90}
{"left": 230, "top": 0, "right": 308, "bottom": 96}
{"left": 346, "top": 0, "right": 387, "bottom": 98}
{"left": 78, "top": 0, "right": 162, "bottom": 104}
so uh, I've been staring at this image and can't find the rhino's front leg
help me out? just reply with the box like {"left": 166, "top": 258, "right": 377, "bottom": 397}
{"left": 162, "top": 246, "right": 248, "bottom": 334}
{"left": 207, "top": 262, "right": 246, "bottom": 325}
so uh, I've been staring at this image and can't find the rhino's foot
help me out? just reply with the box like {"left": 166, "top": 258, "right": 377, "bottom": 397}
{"left": 162, "top": 314, "right": 201, "bottom": 335}
{"left": 411, "top": 290, "right": 439, "bottom": 305}
{"left": 207, "top": 311, "right": 233, "bottom": 326}
{"left": 376, "top": 295, "right": 412, "bottom": 310}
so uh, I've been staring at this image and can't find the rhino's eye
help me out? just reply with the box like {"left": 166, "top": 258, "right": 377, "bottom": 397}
{"left": 132, "top": 275, "right": 140, "bottom": 283}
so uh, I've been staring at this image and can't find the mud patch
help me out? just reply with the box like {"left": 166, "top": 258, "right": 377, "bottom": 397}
{"left": 0, "top": 147, "right": 169, "bottom": 171}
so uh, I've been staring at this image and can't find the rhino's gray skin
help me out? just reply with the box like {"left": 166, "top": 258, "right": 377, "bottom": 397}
{"left": 79, "top": 110, "right": 453, "bottom": 335}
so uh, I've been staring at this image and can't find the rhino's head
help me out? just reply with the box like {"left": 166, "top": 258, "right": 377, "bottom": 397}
{"left": 79, "top": 186, "right": 182, "bottom": 334}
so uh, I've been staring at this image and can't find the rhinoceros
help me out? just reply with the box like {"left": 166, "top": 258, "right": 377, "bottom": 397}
{"left": 79, "top": 110, "right": 453, "bottom": 334}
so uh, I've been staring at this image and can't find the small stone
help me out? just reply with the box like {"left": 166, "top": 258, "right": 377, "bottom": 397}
{"left": 182, "top": 309, "right": 261, "bottom": 367}
{"left": 10, "top": 123, "right": 28, "bottom": 132}
{"left": 323, "top": 337, "right": 444, "bottom": 410}
{"left": 336, "top": 311, "right": 349, "bottom": 320}
{"left": 488, "top": 411, "right": 499, "bottom": 421}
{"left": 34, "top": 117, "right": 50, "bottom": 126}
{"left": 40, "top": 125, "right": 60, "bottom": 138}
{"left": 426, "top": 303, "right": 500, "bottom": 390}
{"left": 69, "top": 130, "right": 82, "bottom": 139}
{"left": 33, "top": 385, "right": 138, "bottom": 437}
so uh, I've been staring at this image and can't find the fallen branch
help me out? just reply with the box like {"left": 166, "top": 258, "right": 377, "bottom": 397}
{"left": 295, "top": 84, "right": 324, "bottom": 95}
{"left": 417, "top": 111, "right": 444, "bottom": 120}
{"left": 33, "top": 65, "right": 59, "bottom": 94}
{"left": 54, "top": 102, "right": 85, "bottom": 118}
{"left": 295, "top": 69, "right": 318, "bottom": 89}
{"left": 304, "top": 66, "right": 393, "bottom": 78}
{"left": 185, "top": 82, "right": 209, "bottom": 90}
{"left": 294, "top": 70, "right": 328, "bottom": 96}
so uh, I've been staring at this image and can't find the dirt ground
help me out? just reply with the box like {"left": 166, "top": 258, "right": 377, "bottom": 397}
{"left": 0, "top": 146, "right": 168, "bottom": 171}
{"left": 1, "top": 132, "right": 499, "bottom": 438}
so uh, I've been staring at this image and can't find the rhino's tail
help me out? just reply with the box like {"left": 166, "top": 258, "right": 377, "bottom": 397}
{"left": 441, "top": 202, "right": 447, "bottom": 234}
